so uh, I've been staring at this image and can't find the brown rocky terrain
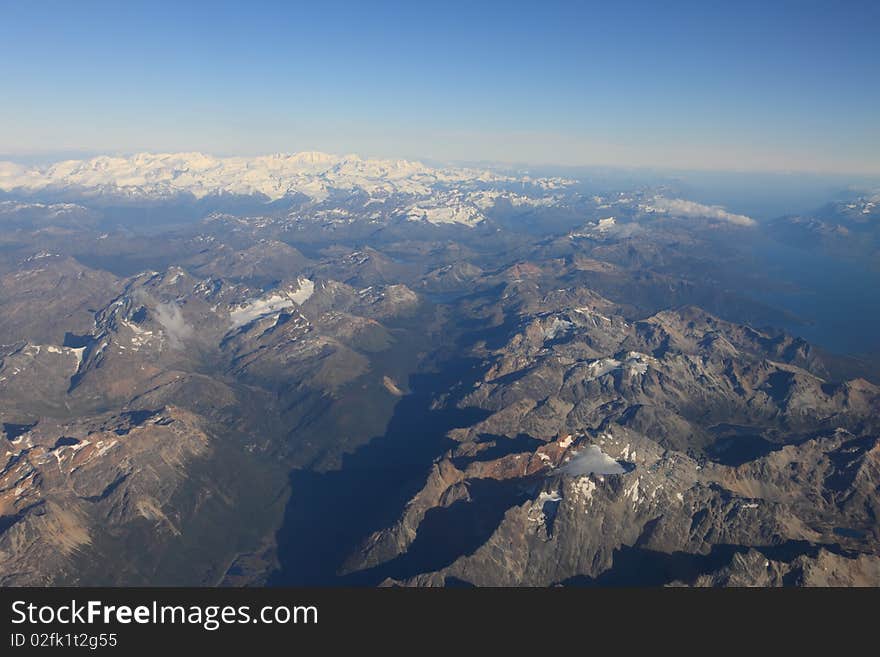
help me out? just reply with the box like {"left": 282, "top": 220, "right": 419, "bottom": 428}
{"left": 340, "top": 291, "right": 880, "bottom": 586}
{"left": 0, "top": 182, "right": 877, "bottom": 587}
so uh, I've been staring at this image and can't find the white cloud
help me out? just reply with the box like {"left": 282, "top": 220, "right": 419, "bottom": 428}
{"left": 154, "top": 301, "right": 193, "bottom": 349}
{"left": 647, "top": 196, "right": 756, "bottom": 226}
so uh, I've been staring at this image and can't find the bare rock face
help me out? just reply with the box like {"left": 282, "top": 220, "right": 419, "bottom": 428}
{"left": 341, "top": 295, "right": 880, "bottom": 587}
{"left": 0, "top": 407, "right": 208, "bottom": 585}
{"left": 0, "top": 248, "right": 426, "bottom": 585}
{"left": 0, "top": 255, "right": 122, "bottom": 345}
{"left": 678, "top": 548, "right": 880, "bottom": 587}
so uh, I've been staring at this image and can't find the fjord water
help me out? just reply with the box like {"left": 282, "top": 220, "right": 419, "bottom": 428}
{"left": 747, "top": 236, "right": 880, "bottom": 364}
{"left": 673, "top": 171, "right": 880, "bottom": 364}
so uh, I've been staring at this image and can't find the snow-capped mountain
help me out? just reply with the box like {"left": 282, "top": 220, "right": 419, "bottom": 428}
{"left": 0, "top": 151, "right": 574, "bottom": 227}
{"left": 0, "top": 151, "right": 568, "bottom": 204}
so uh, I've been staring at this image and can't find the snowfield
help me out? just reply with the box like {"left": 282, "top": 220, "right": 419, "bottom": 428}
{"left": 229, "top": 277, "right": 315, "bottom": 328}
{"left": 0, "top": 152, "right": 573, "bottom": 229}
{"left": 559, "top": 445, "right": 628, "bottom": 476}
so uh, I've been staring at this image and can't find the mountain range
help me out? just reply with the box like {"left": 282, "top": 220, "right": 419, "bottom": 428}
{"left": 0, "top": 153, "right": 877, "bottom": 586}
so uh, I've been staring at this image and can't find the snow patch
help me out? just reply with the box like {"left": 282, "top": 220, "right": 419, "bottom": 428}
{"left": 558, "top": 445, "right": 627, "bottom": 477}
{"left": 543, "top": 317, "right": 573, "bottom": 341}
{"left": 229, "top": 277, "right": 313, "bottom": 328}
{"left": 289, "top": 277, "right": 314, "bottom": 304}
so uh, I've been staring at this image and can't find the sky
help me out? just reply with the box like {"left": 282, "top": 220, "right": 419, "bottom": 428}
{"left": 1, "top": 0, "right": 878, "bottom": 174}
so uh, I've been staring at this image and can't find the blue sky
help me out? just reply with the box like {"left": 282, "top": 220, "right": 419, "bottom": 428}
{"left": 1, "top": 0, "right": 878, "bottom": 173}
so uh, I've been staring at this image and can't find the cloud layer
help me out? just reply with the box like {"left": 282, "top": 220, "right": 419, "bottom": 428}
{"left": 648, "top": 197, "right": 756, "bottom": 226}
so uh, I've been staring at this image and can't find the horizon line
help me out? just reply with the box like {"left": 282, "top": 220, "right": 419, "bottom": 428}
{"left": 1, "top": 147, "right": 879, "bottom": 180}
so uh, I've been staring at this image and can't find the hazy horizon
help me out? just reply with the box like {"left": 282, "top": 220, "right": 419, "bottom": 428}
{"left": 3, "top": 148, "right": 880, "bottom": 183}
{"left": 2, "top": 1, "right": 879, "bottom": 175}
